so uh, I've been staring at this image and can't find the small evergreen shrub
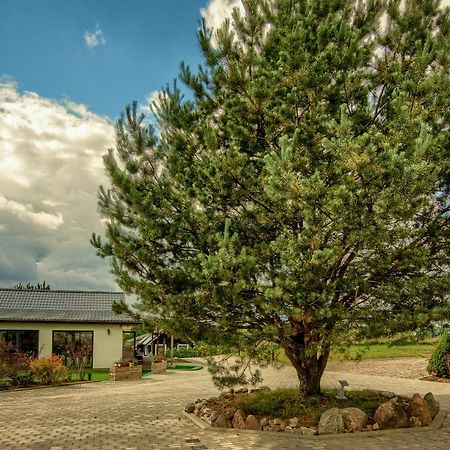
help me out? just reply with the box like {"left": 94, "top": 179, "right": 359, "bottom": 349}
{"left": 427, "top": 332, "right": 450, "bottom": 378}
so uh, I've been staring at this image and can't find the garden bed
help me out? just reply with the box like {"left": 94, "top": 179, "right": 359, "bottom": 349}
{"left": 184, "top": 387, "right": 442, "bottom": 436}
{"left": 109, "top": 365, "right": 142, "bottom": 381}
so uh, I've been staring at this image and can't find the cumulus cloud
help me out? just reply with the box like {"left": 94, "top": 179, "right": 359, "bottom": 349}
{"left": 0, "top": 80, "right": 117, "bottom": 290}
{"left": 84, "top": 24, "right": 106, "bottom": 48}
{"left": 201, "top": 0, "right": 244, "bottom": 31}
{"left": 0, "top": 195, "right": 63, "bottom": 230}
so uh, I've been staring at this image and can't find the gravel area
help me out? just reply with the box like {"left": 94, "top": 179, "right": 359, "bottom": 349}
{"left": 326, "top": 357, "right": 428, "bottom": 379}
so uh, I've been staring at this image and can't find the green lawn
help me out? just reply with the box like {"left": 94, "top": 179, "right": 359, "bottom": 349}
{"left": 71, "top": 364, "right": 202, "bottom": 382}
{"left": 172, "top": 363, "right": 203, "bottom": 371}
{"left": 275, "top": 339, "right": 438, "bottom": 364}
{"left": 69, "top": 369, "right": 110, "bottom": 382}
{"left": 331, "top": 341, "right": 436, "bottom": 360}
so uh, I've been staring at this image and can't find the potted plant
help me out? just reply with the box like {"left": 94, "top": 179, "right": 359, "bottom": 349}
{"left": 110, "top": 359, "right": 142, "bottom": 381}
{"left": 151, "top": 354, "right": 167, "bottom": 374}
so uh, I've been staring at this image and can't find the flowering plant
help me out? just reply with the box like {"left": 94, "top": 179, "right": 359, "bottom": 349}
{"left": 114, "top": 360, "right": 135, "bottom": 368}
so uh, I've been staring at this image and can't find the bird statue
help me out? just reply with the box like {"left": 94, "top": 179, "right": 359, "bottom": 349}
{"left": 336, "top": 379, "right": 349, "bottom": 400}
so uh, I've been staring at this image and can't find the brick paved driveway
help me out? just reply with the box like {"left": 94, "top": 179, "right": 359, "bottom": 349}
{"left": 0, "top": 364, "right": 449, "bottom": 450}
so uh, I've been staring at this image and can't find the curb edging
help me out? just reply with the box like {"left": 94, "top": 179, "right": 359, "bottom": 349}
{"left": 183, "top": 409, "right": 448, "bottom": 440}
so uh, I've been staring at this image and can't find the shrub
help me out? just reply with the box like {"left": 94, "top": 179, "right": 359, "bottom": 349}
{"left": 0, "top": 342, "right": 32, "bottom": 376}
{"left": 427, "top": 332, "right": 450, "bottom": 378}
{"left": 0, "top": 342, "right": 33, "bottom": 387}
{"left": 0, "top": 377, "right": 12, "bottom": 391}
{"left": 10, "top": 370, "right": 34, "bottom": 387}
{"left": 30, "top": 355, "right": 69, "bottom": 384}
{"left": 165, "top": 342, "right": 232, "bottom": 359}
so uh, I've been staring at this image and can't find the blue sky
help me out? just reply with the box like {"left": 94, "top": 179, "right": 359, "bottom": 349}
{"left": 0, "top": 0, "right": 241, "bottom": 291}
{"left": 1, "top": 0, "right": 449, "bottom": 292}
{"left": 1, "top": 0, "right": 208, "bottom": 118}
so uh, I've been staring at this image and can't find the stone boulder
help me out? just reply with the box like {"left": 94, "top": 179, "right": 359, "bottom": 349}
{"left": 260, "top": 417, "right": 269, "bottom": 427}
{"left": 195, "top": 401, "right": 205, "bottom": 410}
{"left": 340, "top": 407, "right": 368, "bottom": 432}
{"left": 210, "top": 411, "right": 220, "bottom": 424}
{"left": 225, "top": 409, "right": 236, "bottom": 420}
{"left": 424, "top": 392, "right": 440, "bottom": 419}
{"left": 270, "top": 418, "right": 287, "bottom": 432}
{"left": 299, "top": 426, "right": 317, "bottom": 436}
{"left": 409, "top": 416, "right": 421, "bottom": 427}
{"left": 374, "top": 401, "right": 409, "bottom": 429}
{"left": 184, "top": 402, "right": 195, "bottom": 413}
{"left": 407, "top": 393, "right": 431, "bottom": 426}
{"left": 245, "top": 415, "right": 262, "bottom": 430}
{"left": 288, "top": 417, "right": 300, "bottom": 427}
{"left": 214, "top": 414, "right": 233, "bottom": 428}
{"left": 232, "top": 409, "right": 247, "bottom": 429}
{"left": 318, "top": 408, "right": 345, "bottom": 435}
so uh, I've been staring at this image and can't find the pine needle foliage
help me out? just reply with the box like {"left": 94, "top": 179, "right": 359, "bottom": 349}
{"left": 92, "top": 0, "right": 450, "bottom": 396}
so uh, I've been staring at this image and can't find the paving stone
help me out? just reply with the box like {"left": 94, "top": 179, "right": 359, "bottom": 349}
{"left": 0, "top": 365, "right": 449, "bottom": 449}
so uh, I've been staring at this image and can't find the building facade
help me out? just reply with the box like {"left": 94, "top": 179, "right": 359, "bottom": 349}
{"left": 0, "top": 289, "right": 140, "bottom": 369}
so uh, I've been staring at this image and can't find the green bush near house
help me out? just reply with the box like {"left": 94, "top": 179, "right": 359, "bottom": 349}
{"left": 30, "top": 355, "right": 70, "bottom": 384}
{"left": 165, "top": 342, "right": 231, "bottom": 359}
{"left": 427, "top": 333, "right": 450, "bottom": 378}
{"left": 9, "top": 370, "right": 34, "bottom": 386}
{"left": 0, "top": 377, "right": 12, "bottom": 390}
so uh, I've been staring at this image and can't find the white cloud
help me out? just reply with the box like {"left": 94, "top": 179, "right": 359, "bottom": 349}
{"left": 0, "top": 195, "right": 63, "bottom": 230}
{"left": 42, "top": 199, "right": 66, "bottom": 207}
{"left": 201, "top": 0, "right": 243, "bottom": 31}
{"left": 139, "top": 90, "right": 168, "bottom": 116}
{"left": 84, "top": 24, "right": 106, "bottom": 48}
{"left": 0, "top": 80, "right": 117, "bottom": 290}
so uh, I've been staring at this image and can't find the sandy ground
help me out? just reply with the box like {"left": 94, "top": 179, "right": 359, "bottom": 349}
{"left": 326, "top": 357, "right": 428, "bottom": 379}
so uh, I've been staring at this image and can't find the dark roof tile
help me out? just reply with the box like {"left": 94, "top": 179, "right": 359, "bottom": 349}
{"left": 0, "top": 289, "right": 140, "bottom": 324}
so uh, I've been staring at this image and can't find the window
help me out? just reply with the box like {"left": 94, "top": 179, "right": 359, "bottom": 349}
{"left": 0, "top": 330, "right": 39, "bottom": 357}
{"left": 52, "top": 331, "right": 94, "bottom": 368}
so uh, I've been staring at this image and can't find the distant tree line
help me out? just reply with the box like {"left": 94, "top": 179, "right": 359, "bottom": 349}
{"left": 13, "top": 282, "right": 51, "bottom": 290}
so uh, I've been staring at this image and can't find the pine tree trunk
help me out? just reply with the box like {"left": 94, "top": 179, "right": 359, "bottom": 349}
{"left": 283, "top": 328, "right": 330, "bottom": 397}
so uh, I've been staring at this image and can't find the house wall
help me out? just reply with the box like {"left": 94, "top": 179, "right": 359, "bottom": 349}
{"left": 0, "top": 321, "right": 124, "bottom": 369}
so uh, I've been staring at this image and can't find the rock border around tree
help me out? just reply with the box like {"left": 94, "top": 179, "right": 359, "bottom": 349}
{"left": 183, "top": 390, "right": 447, "bottom": 440}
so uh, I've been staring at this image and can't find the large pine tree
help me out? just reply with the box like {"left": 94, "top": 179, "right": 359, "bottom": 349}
{"left": 92, "top": 0, "right": 450, "bottom": 396}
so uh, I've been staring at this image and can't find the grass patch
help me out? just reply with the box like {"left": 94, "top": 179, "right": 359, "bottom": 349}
{"left": 331, "top": 341, "right": 436, "bottom": 360}
{"left": 69, "top": 369, "right": 109, "bottom": 382}
{"left": 205, "top": 388, "right": 391, "bottom": 427}
{"left": 85, "top": 371, "right": 110, "bottom": 381}
{"left": 172, "top": 364, "right": 203, "bottom": 371}
{"left": 234, "top": 388, "right": 384, "bottom": 422}
{"left": 274, "top": 339, "right": 438, "bottom": 364}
